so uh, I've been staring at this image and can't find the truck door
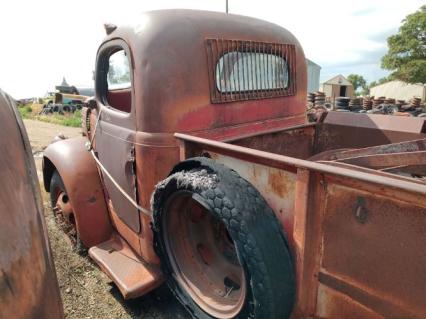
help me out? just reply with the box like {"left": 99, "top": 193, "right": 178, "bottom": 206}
{"left": 94, "top": 40, "right": 140, "bottom": 234}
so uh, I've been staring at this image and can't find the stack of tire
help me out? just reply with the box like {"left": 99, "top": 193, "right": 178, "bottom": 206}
{"left": 307, "top": 93, "right": 315, "bottom": 104}
{"left": 370, "top": 103, "right": 398, "bottom": 115}
{"left": 398, "top": 97, "right": 424, "bottom": 116}
{"left": 335, "top": 96, "right": 350, "bottom": 111}
{"left": 410, "top": 97, "right": 421, "bottom": 108}
{"left": 40, "top": 103, "right": 83, "bottom": 115}
{"left": 373, "top": 97, "right": 385, "bottom": 107}
{"left": 40, "top": 103, "right": 54, "bottom": 115}
{"left": 395, "top": 100, "right": 405, "bottom": 110}
{"left": 307, "top": 92, "right": 315, "bottom": 108}
{"left": 349, "top": 98, "right": 362, "bottom": 112}
{"left": 314, "top": 91, "right": 325, "bottom": 107}
{"left": 410, "top": 98, "right": 426, "bottom": 117}
{"left": 363, "top": 97, "right": 373, "bottom": 110}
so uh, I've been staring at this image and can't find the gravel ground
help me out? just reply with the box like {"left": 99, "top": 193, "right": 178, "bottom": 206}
{"left": 23, "top": 119, "right": 189, "bottom": 319}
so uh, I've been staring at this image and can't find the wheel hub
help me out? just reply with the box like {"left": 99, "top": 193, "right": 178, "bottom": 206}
{"left": 163, "top": 192, "right": 246, "bottom": 319}
{"left": 53, "top": 191, "right": 77, "bottom": 246}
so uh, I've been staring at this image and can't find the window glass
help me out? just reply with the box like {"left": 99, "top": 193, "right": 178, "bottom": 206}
{"left": 216, "top": 52, "right": 289, "bottom": 93}
{"left": 105, "top": 49, "right": 132, "bottom": 113}
{"left": 107, "top": 50, "right": 131, "bottom": 90}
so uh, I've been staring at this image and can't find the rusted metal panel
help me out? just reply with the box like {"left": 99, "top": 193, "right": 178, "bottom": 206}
{"left": 208, "top": 153, "right": 297, "bottom": 244}
{"left": 316, "top": 284, "right": 384, "bottom": 319}
{"left": 191, "top": 114, "right": 308, "bottom": 141}
{"left": 329, "top": 138, "right": 426, "bottom": 160}
{"left": 88, "top": 233, "right": 163, "bottom": 299}
{"left": 230, "top": 126, "right": 315, "bottom": 159}
{"left": 134, "top": 131, "right": 180, "bottom": 264}
{"left": 336, "top": 150, "right": 426, "bottom": 170}
{"left": 292, "top": 169, "right": 316, "bottom": 315}
{"left": 43, "top": 137, "right": 113, "bottom": 248}
{"left": 0, "top": 90, "right": 63, "bottom": 319}
{"left": 324, "top": 111, "right": 426, "bottom": 134}
{"left": 314, "top": 137, "right": 426, "bottom": 174}
{"left": 316, "top": 112, "right": 426, "bottom": 154}
{"left": 175, "top": 133, "right": 426, "bottom": 196}
{"left": 107, "top": 199, "right": 143, "bottom": 257}
{"left": 294, "top": 171, "right": 327, "bottom": 316}
{"left": 322, "top": 167, "right": 426, "bottom": 207}
{"left": 383, "top": 164, "right": 426, "bottom": 177}
{"left": 96, "top": 120, "right": 140, "bottom": 233}
{"left": 319, "top": 183, "right": 426, "bottom": 318}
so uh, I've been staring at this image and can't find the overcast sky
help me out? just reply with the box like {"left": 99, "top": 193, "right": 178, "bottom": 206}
{"left": 0, "top": 0, "right": 423, "bottom": 98}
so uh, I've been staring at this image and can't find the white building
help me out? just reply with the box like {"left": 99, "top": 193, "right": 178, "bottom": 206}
{"left": 370, "top": 80, "right": 426, "bottom": 102}
{"left": 320, "top": 74, "right": 354, "bottom": 99}
{"left": 306, "top": 59, "right": 321, "bottom": 93}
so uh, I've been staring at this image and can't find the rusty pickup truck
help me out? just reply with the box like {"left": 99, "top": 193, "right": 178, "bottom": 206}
{"left": 42, "top": 10, "right": 426, "bottom": 319}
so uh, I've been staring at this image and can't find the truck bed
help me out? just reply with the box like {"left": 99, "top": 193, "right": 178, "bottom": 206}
{"left": 176, "top": 111, "right": 426, "bottom": 319}
{"left": 230, "top": 111, "right": 425, "bottom": 158}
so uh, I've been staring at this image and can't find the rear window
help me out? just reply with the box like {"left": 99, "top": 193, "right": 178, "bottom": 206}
{"left": 216, "top": 52, "right": 289, "bottom": 93}
{"left": 206, "top": 39, "right": 296, "bottom": 103}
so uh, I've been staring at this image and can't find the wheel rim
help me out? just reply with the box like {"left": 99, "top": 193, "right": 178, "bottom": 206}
{"left": 163, "top": 191, "right": 246, "bottom": 319}
{"left": 53, "top": 189, "right": 77, "bottom": 245}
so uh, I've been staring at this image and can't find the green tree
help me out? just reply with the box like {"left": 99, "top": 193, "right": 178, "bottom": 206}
{"left": 347, "top": 74, "right": 367, "bottom": 95}
{"left": 381, "top": 5, "right": 426, "bottom": 83}
{"left": 378, "top": 76, "right": 391, "bottom": 85}
{"left": 369, "top": 81, "right": 377, "bottom": 88}
{"left": 368, "top": 76, "right": 393, "bottom": 90}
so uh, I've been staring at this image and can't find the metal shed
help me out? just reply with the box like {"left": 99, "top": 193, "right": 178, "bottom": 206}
{"left": 306, "top": 59, "right": 321, "bottom": 93}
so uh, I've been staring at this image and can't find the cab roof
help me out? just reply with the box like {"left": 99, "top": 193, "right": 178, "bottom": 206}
{"left": 98, "top": 10, "right": 307, "bottom": 133}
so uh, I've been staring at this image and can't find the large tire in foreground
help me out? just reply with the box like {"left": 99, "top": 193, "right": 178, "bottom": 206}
{"left": 152, "top": 159, "right": 295, "bottom": 319}
{"left": 50, "top": 170, "right": 86, "bottom": 255}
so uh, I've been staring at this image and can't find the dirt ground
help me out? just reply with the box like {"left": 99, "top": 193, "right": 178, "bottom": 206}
{"left": 23, "top": 119, "right": 189, "bottom": 319}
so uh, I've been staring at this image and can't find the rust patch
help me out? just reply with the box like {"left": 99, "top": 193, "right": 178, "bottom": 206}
{"left": 0, "top": 88, "right": 63, "bottom": 319}
{"left": 321, "top": 183, "right": 426, "bottom": 317}
{"left": 268, "top": 170, "right": 290, "bottom": 197}
{"left": 88, "top": 196, "right": 97, "bottom": 203}
{"left": 316, "top": 284, "right": 383, "bottom": 319}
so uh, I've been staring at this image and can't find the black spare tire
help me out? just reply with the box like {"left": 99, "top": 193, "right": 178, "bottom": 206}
{"left": 152, "top": 158, "right": 295, "bottom": 319}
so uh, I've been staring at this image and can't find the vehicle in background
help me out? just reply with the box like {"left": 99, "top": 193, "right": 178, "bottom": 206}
{"left": 42, "top": 82, "right": 94, "bottom": 114}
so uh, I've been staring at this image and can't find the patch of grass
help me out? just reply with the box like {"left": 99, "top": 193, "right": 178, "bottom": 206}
{"left": 30, "top": 103, "right": 44, "bottom": 114}
{"left": 18, "top": 103, "right": 33, "bottom": 118}
{"left": 17, "top": 102, "right": 82, "bottom": 127}
{"left": 35, "top": 110, "right": 82, "bottom": 127}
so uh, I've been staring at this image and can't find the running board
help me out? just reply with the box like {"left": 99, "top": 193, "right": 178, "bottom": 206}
{"left": 89, "top": 234, "right": 163, "bottom": 299}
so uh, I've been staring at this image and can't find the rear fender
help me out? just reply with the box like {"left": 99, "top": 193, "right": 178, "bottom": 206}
{"left": 43, "top": 137, "right": 113, "bottom": 247}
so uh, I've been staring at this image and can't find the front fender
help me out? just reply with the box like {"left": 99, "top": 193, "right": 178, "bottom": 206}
{"left": 43, "top": 137, "right": 112, "bottom": 247}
